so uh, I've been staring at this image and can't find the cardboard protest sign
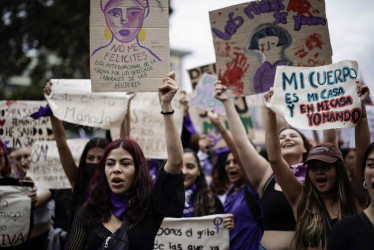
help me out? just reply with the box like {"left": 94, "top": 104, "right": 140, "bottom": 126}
{"left": 111, "top": 92, "right": 183, "bottom": 159}
{"left": 188, "top": 64, "right": 217, "bottom": 90}
{"left": 47, "top": 79, "right": 130, "bottom": 129}
{"left": 210, "top": 0, "right": 332, "bottom": 97}
{"left": 0, "top": 101, "right": 53, "bottom": 148}
{"left": 90, "top": 0, "right": 170, "bottom": 92}
{"left": 155, "top": 214, "right": 229, "bottom": 250}
{"left": 187, "top": 64, "right": 254, "bottom": 149}
{"left": 268, "top": 60, "right": 361, "bottom": 130}
{"left": 27, "top": 139, "right": 88, "bottom": 189}
{"left": 0, "top": 186, "right": 31, "bottom": 247}
{"left": 189, "top": 74, "right": 225, "bottom": 114}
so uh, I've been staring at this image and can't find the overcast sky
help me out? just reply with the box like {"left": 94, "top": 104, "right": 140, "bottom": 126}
{"left": 169, "top": 0, "right": 374, "bottom": 94}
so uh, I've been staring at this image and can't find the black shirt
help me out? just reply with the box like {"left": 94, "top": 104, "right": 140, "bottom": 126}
{"left": 65, "top": 167, "right": 184, "bottom": 250}
{"left": 328, "top": 212, "right": 374, "bottom": 250}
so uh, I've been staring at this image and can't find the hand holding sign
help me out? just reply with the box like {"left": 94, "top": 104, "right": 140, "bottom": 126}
{"left": 158, "top": 72, "right": 179, "bottom": 110}
{"left": 356, "top": 80, "right": 370, "bottom": 102}
{"left": 213, "top": 81, "right": 230, "bottom": 102}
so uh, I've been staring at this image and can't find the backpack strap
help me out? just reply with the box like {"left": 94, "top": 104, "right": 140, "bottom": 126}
{"left": 244, "top": 184, "right": 264, "bottom": 234}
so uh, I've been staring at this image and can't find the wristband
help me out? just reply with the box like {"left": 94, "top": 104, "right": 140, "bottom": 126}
{"left": 161, "top": 110, "right": 174, "bottom": 115}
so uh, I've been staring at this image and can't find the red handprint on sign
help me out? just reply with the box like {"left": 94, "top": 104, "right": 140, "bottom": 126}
{"left": 219, "top": 52, "right": 249, "bottom": 96}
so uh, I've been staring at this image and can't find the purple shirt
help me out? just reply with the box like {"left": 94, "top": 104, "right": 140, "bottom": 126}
{"left": 254, "top": 60, "right": 288, "bottom": 94}
{"left": 224, "top": 182, "right": 262, "bottom": 250}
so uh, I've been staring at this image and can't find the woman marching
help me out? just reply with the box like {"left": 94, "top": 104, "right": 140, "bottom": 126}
{"left": 65, "top": 72, "right": 185, "bottom": 249}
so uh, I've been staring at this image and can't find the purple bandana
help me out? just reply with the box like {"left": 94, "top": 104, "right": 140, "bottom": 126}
{"left": 30, "top": 105, "right": 53, "bottom": 119}
{"left": 183, "top": 184, "right": 197, "bottom": 217}
{"left": 110, "top": 192, "right": 132, "bottom": 220}
{"left": 275, "top": 162, "right": 308, "bottom": 184}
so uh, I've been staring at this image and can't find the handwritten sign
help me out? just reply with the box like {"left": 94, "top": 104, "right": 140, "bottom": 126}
{"left": 90, "top": 0, "right": 170, "bottom": 92}
{"left": 27, "top": 139, "right": 88, "bottom": 189}
{"left": 187, "top": 64, "right": 254, "bottom": 149}
{"left": 154, "top": 214, "right": 229, "bottom": 250}
{"left": 0, "top": 101, "right": 53, "bottom": 148}
{"left": 268, "top": 60, "right": 361, "bottom": 130}
{"left": 0, "top": 186, "right": 31, "bottom": 247}
{"left": 210, "top": 0, "right": 332, "bottom": 97}
{"left": 188, "top": 64, "right": 217, "bottom": 90}
{"left": 111, "top": 92, "right": 183, "bottom": 159}
{"left": 47, "top": 79, "right": 130, "bottom": 129}
{"left": 190, "top": 74, "right": 225, "bottom": 114}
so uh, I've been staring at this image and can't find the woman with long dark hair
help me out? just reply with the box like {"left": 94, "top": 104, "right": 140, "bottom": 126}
{"left": 65, "top": 72, "right": 184, "bottom": 249}
{"left": 263, "top": 81, "right": 370, "bottom": 249}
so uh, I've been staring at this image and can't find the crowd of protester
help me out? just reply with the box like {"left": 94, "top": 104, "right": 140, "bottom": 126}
{"left": 0, "top": 73, "right": 373, "bottom": 250}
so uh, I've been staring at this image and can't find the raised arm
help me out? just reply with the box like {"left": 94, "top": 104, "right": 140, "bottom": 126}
{"left": 44, "top": 82, "right": 78, "bottom": 190}
{"left": 351, "top": 80, "right": 370, "bottom": 208}
{"left": 264, "top": 89, "right": 303, "bottom": 211}
{"left": 207, "top": 110, "right": 242, "bottom": 167}
{"left": 119, "top": 92, "right": 136, "bottom": 139}
{"left": 214, "top": 82, "right": 272, "bottom": 193}
{"left": 159, "top": 72, "right": 183, "bottom": 174}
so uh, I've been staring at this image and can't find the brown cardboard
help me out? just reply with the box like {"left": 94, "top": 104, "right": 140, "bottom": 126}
{"left": 90, "top": 0, "right": 170, "bottom": 92}
{"left": 209, "top": 0, "right": 332, "bottom": 97}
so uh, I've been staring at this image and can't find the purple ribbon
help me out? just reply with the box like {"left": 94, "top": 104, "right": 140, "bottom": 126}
{"left": 110, "top": 192, "right": 132, "bottom": 220}
{"left": 184, "top": 114, "right": 196, "bottom": 136}
{"left": 274, "top": 162, "right": 307, "bottom": 184}
{"left": 30, "top": 105, "right": 53, "bottom": 119}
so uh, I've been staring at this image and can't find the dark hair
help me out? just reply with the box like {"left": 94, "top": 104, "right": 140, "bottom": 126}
{"left": 210, "top": 149, "right": 230, "bottom": 195}
{"left": 361, "top": 142, "right": 374, "bottom": 173}
{"left": 295, "top": 159, "right": 355, "bottom": 249}
{"left": 340, "top": 148, "right": 355, "bottom": 160}
{"left": 0, "top": 140, "right": 10, "bottom": 177}
{"left": 183, "top": 148, "right": 217, "bottom": 216}
{"left": 248, "top": 23, "right": 292, "bottom": 50}
{"left": 69, "top": 137, "right": 110, "bottom": 230}
{"left": 279, "top": 127, "right": 313, "bottom": 162}
{"left": 85, "top": 137, "right": 153, "bottom": 226}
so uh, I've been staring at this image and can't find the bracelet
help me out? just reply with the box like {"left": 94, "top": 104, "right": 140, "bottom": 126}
{"left": 161, "top": 110, "right": 174, "bottom": 115}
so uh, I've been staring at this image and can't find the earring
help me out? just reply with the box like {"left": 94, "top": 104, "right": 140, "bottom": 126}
{"left": 104, "top": 26, "right": 112, "bottom": 40}
{"left": 363, "top": 181, "right": 368, "bottom": 189}
{"left": 138, "top": 27, "right": 146, "bottom": 42}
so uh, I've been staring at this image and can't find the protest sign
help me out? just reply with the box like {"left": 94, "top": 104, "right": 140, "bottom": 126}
{"left": 190, "top": 74, "right": 225, "bottom": 114}
{"left": 0, "top": 101, "right": 53, "bottom": 148}
{"left": 27, "top": 139, "right": 88, "bottom": 189}
{"left": 187, "top": 64, "right": 254, "bottom": 149}
{"left": 188, "top": 64, "right": 217, "bottom": 90}
{"left": 0, "top": 186, "right": 31, "bottom": 247}
{"left": 154, "top": 214, "right": 229, "bottom": 250}
{"left": 268, "top": 60, "right": 361, "bottom": 130}
{"left": 90, "top": 0, "right": 170, "bottom": 92}
{"left": 210, "top": 0, "right": 332, "bottom": 97}
{"left": 47, "top": 79, "right": 130, "bottom": 129}
{"left": 111, "top": 92, "right": 183, "bottom": 159}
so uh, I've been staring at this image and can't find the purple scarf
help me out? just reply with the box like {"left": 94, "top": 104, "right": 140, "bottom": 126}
{"left": 183, "top": 184, "right": 197, "bottom": 217}
{"left": 110, "top": 192, "right": 132, "bottom": 220}
{"left": 274, "top": 162, "right": 308, "bottom": 184}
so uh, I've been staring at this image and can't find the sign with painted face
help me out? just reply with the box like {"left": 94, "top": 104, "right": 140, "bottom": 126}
{"left": 268, "top": 60, "right": 361, "bottom": 130}
{"left": 90, "top": 0, "right": 170, "bottom": 92}
{"left": 0, "top": 186, "right": 31, "bottom": 247}
{"left": 154, "top": 214, "right": 229, "bottom": 250}
{"left": 110, "top": 91, "right": 184, "bottom": 159}
{"left": 210, "top": 0, "right": 332, "bottom": 97}
{"left": 187, "top": 64, "right": 254, "bottom": 149}
{"left": 46, "top": 79, "right": 130, "bottom": 129}
{"left": 0, "top": 101, "right": 53, "bottom": 149}
{"left": 27, "top": 139, "right": 88, "bottom": 189}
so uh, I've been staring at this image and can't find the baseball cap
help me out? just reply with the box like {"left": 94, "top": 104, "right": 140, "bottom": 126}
{"left": 304, "top": 143, "right": 343, "bottom": 165}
